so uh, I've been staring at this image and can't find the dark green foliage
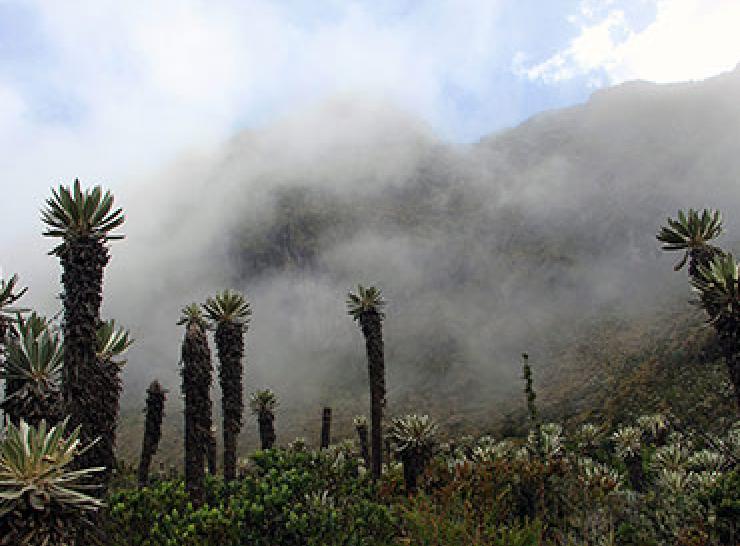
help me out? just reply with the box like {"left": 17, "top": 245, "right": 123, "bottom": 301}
{"left": 179, "top": 305, "right": 213, "bottom": 506}
{"left": 107, "top": 448, "right": 396, "bottom": 545}
{"left": 701, "top": 469, "right": 740, "bottom": 544}
{"left": 138, "top": 381, "right": 167, "bottom": 487}
{"left": 348, "top": 285, "right": 387, "bottom": 480}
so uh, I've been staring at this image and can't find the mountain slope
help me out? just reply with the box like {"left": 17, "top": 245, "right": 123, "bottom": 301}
{"left": 112, "top": 69, "right": 740, "bottom": 463}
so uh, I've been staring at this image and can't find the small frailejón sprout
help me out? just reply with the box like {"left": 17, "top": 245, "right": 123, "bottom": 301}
{"left": 0, "top": 418, "right": 104, "bottom": 545}
{"left": 250, "top": 389, "right": 278, "bottom": 450}
{"left": 637, "top": 413, "right": 670, "bottom": 445}
{"left": 347, "top": 284, "right": 387, "bottom": 479}
{"left": 203, "top": 290, "right": 251, "bottom": 482}
{"left": 657, "top": 208, "right": 723, "bottom": 277}
{"left": 178, "top": 303, "right": 212, "bottom": 506}
{"left": 388, "top": 414, "right": 439, "bottom": 494}
{"left": 0, "top": 313, "right": 63, "bottom": 427}
{"left": 612, "top": 425, "right": 645, "bottom": 491}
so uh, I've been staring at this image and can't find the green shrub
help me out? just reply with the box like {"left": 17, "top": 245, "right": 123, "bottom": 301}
{"left": 107, "top": 448, "right": 396, "bottom": 545}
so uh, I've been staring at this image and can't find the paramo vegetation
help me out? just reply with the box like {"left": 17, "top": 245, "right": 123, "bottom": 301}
{"left": 0, "top": 182, "right": 738, "bottom": 545}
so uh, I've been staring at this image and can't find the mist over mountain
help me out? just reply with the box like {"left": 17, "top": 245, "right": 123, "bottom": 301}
{"left": 95, "top": 67, "right": 740, "bottom": 453}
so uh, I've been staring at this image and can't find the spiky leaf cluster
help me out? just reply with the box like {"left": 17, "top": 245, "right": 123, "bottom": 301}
{"left": 203, "top": 290, "right": 251, "bottom": 329}
{"left": 691, "top": 253, "right": 740, "bottom": 320}
{"left": 528, "top": 422, "right": 564, "bottom": 460}
{"left": 2, "top": 313, "right": 61, "bottom": 387}
{"left": 0, "top": 418, "right": 103, "bottom": 516}
{"left": 96, "top": 320, "right": 133, "bottom": 363}
{"left": 388, "top": 414, "right": 439, "bottom": 456}
{"left": 177, "top": 303, "right": 208, "bottom": 329}
{"left": 0, "top": 274, "right": 28, "bottom": 335}
{"left": 0, "top": 418, "right": 103, "bottom": 545}
{"left": 575, "top": 423, "right": 603, "bottom": 451}
{"left": 41, "top": 179, "right": 125, "bottom": 255}
{"left": 249, "top": 389, "right": 278, "bottom": 415}
{"left": 612, "top": 426, "right": 643, "bottom": 459}
{"left": 657, "top": 208, "right": 723, "bottom": 271}
{"left": 346, "top": 285, "right": 386, "bottom": 321}
{"left": 1, "top": 313, "right": 63, "bottom": 426}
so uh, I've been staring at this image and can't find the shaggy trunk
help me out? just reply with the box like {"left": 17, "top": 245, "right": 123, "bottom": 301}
{"left": 0, "top": 506, "right": 100, "bottom": 546}
{"left": 58, "top": 237, "right": 109, "bottom": 487}
{"left": 138, "top": 381, "right": 166, "bottom": 487}
{"left": 625, "top": 454, "right": 644, "bottom": 492}
{"left": 258, "top": 411, "right": 276, "bottom": 449}
{"left": 401, "top": 453, "right": 420, "bottom": 494}
{"left": 401, "top": 447, "right": 433, "bottom": 494}
{"left": 215, "top": 321, "right": 245, "bottom": 482}
{"left": 87, "top": 360, "right": 123, "bottom": 494}
{"left": 320, "top": 406, "right": 332, "bottom": 449}
{"left": 355, "top": 422, "right": 370, "bottom": 467}
{"left": 181, "top": 323, "right": 211, "bottom": 506}
{"left": 0, "top": 385, "right": 63, "bottom": 428}
{"left": 0, "top": 320, "right": 19, "bottom": 423}
{"left": 359, "top": 309, "right": 385, "bottom": 479}
{"left": 718, "top": 329, "right": 740, "bottom": 411}
{"left": 206, "top": 429, "right": 218, "bottom": 474}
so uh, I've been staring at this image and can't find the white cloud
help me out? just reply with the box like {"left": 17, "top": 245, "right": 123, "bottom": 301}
{"left": 518, "top": 0, "right": 740, "bottom": 85}
{"left": 0, "top": 0, "right": 509, "bottom": 256}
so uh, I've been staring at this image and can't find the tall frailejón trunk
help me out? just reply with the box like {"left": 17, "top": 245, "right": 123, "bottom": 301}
{"left": 202, "top": 352, "right": 216, "bottom": 475}
{"left": 320, "top": 407, "right": 332, "bottom": 449}
{"left": 181, "top": 323, "right": 211, "bottom": 506}
{"left": 258, "top": 411, "right": 276, "bottom": 450}
{"left": 355, "top": 421, "right": 370, "bottom": 467}
{"left": 215, "top": 321, "right": 244, "bottom": 482}
{"left": 206, "top": 428, "right": 218, "bottom": 475}
{"left": 360, "top": 309, "right": 385, "bottom": 479}
{"left": 90, "top": 360, "right": 123, "bottom": 494}
{"left": 60, "top": 237, "right": 109, "bottom": 478}
{"left": 138, "top": 381, "right": 166, "bottom": 487}
{"left": 717, "top": 323, "right": 740, "bottom": 410}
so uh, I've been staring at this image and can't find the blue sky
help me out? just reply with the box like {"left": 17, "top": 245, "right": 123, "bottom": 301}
{"left": 1, "top": 0, "right": 740, "bottom": 255}
{"left": 0, "top": 0, "right": 660, "bottom": 142}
